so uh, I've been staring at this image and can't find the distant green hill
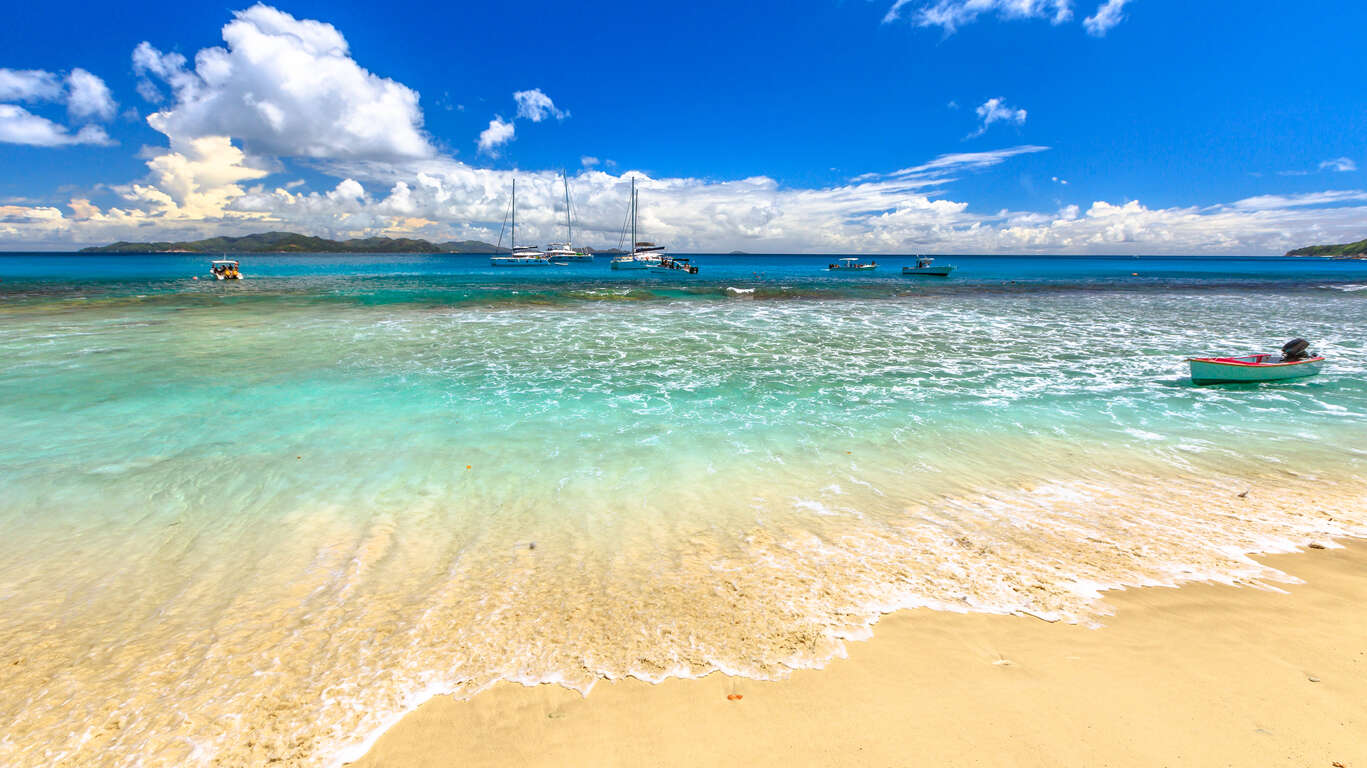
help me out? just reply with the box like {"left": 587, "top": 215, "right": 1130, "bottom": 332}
{"left": 1285, "top": 238, "right": 1367, "bottom": 258}
{"left": 80, "top": 231, "right": 503, "bottom": 254}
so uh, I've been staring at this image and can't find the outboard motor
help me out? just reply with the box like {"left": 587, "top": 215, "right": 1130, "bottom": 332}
{"left": 1281, "top": 338, "right": 1312, "bottom": 361}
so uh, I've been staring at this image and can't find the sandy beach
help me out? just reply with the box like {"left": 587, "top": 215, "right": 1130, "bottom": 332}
{"left": 354, "top": 543, "right": 1366, "bottom": 768}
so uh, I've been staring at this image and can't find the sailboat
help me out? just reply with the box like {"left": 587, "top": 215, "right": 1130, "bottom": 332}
{"left": 611, "top": 178, "right": 653, "bottom": 270}
{"left": 544, "top": 171, "right": 593, "bottom": 262}
{"left": 490, "top": 178, "right": 549, "bottom": 267}
{"left": 610, "top": 177, "right": 686, "bottom": 271}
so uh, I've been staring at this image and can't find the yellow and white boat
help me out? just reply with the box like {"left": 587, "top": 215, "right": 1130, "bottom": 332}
{"left": 210, "top": 260, "right": 241, "bottom": 280}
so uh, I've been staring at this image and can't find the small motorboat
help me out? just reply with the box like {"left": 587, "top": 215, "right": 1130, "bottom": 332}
{"left": 828, "top": 257, "right": 876, "bottom": 271}
{"left": 902, "top": 256, "right": 955, "bottom": 276}
{"left": 1187, "top": 339, "right": 1324, "bottom": 384}
{"left": 210, "top": 259, "right": 241, "bottom": 280}
{"left": 651, "top": 256, "right": 699, "bottom": 274}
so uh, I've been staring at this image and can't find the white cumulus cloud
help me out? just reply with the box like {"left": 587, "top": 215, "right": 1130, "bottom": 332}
{"left": 968, "top": 97, "right": 1027, "bottom": 138}
{"left": 66, "top": 68, "right": 116, "bottom": 121}
{"left": 1083, "top": 0, "right": 1133, "bottom": 36}
{"left": 133, "top": 3, "right": 432, "bottom": 161}
{"left": 0, "top": 66, "right": 117, "bottom": 145}
{"left": 0, "top": 69, "right": 63, "bottom": 102}
{"left": 0, "top": 104, "right": 113, "bottom": 147}
{"left": 121, "top": 134, "right": 270, "bottom": 219}
{"left": 1319, "top": 157, "right": 1357, "bottom": 173}
{"left": 886, "top": 0, "right": 1074, "bottom": 31}
{"left": 513, "top": 88, "right": 568, "bottom": 122}
{"left": 581, "top": 155, "right": 599, "bottom": 168}
{"left": 477, "top": 117, "right": 515, "bottom": 156}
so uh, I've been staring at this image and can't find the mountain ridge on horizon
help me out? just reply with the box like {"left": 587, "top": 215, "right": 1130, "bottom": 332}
{"left": 77, "top": 231, "right": 627, "bottom": 255}
{"left": 1285, "top": 238, "right": 1367, "bottom": 258}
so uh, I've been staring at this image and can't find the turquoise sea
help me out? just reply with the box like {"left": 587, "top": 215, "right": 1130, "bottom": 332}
{"left": 1, "top": 253, "right": 1365, "bottom": 766}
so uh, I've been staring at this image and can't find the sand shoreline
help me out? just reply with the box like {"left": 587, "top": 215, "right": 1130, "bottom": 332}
{"left": 352, "top": 543, "right": 1366, "bottom": 767}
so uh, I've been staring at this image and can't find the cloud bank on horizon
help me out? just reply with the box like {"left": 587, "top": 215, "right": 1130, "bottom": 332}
{"left": 0, "top": 2, "right": 1364, "bottom": 254}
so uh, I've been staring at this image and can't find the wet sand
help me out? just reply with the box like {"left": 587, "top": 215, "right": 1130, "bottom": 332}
{"left": 351, "top": 543, "right": 1366, "bottom": 768}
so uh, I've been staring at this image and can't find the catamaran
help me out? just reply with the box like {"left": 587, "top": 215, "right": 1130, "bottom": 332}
{"left": 608, "top": 178, "right": 697, "bottom": 274}
{"left": 611, "top": 177, "right": 662, "bottom": 270}
{"left": 491, "top": 178, "right": 549, "bottom": 267}
{"left": 545, "top": 171, "right": 592, "bottom": 262}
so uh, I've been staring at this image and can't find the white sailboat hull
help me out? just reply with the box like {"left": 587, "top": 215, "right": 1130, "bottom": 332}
{"left": 491, "top": 256, "right": 550, "bottom": 266}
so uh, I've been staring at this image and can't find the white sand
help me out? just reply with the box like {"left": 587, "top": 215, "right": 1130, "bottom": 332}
{"left": 353, "top": 544, "right": 1366, "bottom": 767}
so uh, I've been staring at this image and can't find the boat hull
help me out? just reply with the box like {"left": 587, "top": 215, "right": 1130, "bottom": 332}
{"left": 902, "top": 266, "right": 955, "bottom": 276}
{"left": 1188, "top": 357, "right": 1324, "bottom": 384}
{"left": 610, "top": 259, "right": 650, "bottom": 270}
{"left": 490, "top": 257, "right": 549, "bottom": 267}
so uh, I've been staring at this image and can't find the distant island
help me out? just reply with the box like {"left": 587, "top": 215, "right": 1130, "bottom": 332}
{"left": 1285, "top": 238, "right": 1367, "bottom": 259}
{"left": 80, "top": 231, "right": 629, "bottom": 255}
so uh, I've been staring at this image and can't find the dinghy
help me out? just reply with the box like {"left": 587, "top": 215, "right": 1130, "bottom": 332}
{"left": 1187, "top": 339, "right": 1324, "bottom": 384}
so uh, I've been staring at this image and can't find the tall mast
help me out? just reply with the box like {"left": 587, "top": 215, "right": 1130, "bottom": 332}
{"left": 511, "top": 177, "right": 516, "bottom": 252}
{"left": 563, "top": 171, "right": 572, "bottom": 245}
{"left": 630, "top": 177, "right": 636, "bottom": 253}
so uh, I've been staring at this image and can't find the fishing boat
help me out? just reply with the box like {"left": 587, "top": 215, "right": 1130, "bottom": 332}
{"left": 491, "top": 179, "right": 549, "bottom": 267}
{"left": 902, "top": 256, "right": 955, "bottom": 276}
{"left": 209, "top": 259, "right": 241, "bottom": 280}
{"left": 828, "top": 257, "right": 876, "bottom": 271}
{"left": 611, "top": 178, "right": 670, "bottom": 271}
{"left": 545, "top": 171, "right": 593, "bottom": 262}
{"left": 1187, "top": 339, "right": 1324, "bottom": 384}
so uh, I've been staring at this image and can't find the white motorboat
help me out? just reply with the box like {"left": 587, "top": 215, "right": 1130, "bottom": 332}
{"left": 828, "top": 257, "right": 876, "bottom": 271}
{"left": 902, "top": 256, "right": 955, "bottom": 276}
{"left": 209, "top": 259, "right": 241, "bottom": 280}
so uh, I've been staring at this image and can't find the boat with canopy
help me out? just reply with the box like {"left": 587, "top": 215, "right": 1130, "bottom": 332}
{"left": 828, "top": 257, "right": 876, "bottom": 271}
{"left": 209, "top": 260, "right": 241, "bottom": 280}
{"left": 902, "top": 256, "right": 955, "bottom": 276}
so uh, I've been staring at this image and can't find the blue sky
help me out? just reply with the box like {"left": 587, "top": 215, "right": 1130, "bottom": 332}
{"left": 0, "top": 0, "right": 1364, "bottom": 253}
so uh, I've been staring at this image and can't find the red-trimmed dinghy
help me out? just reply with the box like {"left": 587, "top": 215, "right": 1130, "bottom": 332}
{"left": 1187, "top": 338, "right": 1324, "bottom": 385}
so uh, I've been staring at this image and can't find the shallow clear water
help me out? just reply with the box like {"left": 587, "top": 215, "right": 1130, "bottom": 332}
{"left": 1, "top": 253, "right": 1365, "bottom": 765}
